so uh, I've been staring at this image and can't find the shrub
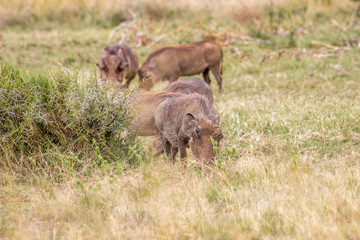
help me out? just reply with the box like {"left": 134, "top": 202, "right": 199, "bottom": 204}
{"left": 0, "top": 64, "right": 140, "bottom": 182}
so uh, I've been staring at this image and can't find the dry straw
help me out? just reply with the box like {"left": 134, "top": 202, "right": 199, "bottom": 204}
{"left": 0, "top": 0, "right": 353, "bottom": 20}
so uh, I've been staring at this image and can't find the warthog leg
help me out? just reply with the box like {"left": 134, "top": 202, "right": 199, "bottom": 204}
{"left": 179, "top": 142, "right": 187, "bottom": 165}
{"left": 209, "top": 65, "right": 222, "bottom": 91}
{"left": 171, "top": 147, "right": 178, "bottom": 163}
{"left": 202, "top": 68, "right": 211, "bottom": 85}
{"left": 163, "top": 140, "right": 171, "bottom": 158}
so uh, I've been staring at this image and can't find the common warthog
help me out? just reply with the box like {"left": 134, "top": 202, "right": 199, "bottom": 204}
{"left": 150, "top": 77, "right": 214, "bottom": 155}
{"left": 138, "top": 41, "right": 223, "bottom": 91}
{"left": 97, "top": 44, "right": 138, "bottom": 88}
{"left": 155, "top": 93, "right": 223, "bottom": 165}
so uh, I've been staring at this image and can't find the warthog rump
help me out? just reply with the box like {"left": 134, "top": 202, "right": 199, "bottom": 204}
{"left": 97, "top": 44, "right": 138, "bottom": 89}
{"left": 138, "top": 41, "right": 223, "bottom": 91}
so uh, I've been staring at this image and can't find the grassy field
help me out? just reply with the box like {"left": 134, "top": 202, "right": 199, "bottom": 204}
{"left": 1, "top": 0, "right": 360, "bottom": 239}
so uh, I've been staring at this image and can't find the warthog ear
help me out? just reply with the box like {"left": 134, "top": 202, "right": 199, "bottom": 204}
{"left": 185, "top": 113, "right": 199, "bottom": 138}
{"left": 185, "top": 113, "right": 196, "bottom": 122}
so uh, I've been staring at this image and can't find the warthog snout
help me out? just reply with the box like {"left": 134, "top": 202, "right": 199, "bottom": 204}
{"left": 137, "top": 69, "right": 153, "bottom": 90}
{"left": 187, "top": 116, "right": 223, "bottom": 165}
{"left": 98, "top": 55, "right": 127, "bottom": 87}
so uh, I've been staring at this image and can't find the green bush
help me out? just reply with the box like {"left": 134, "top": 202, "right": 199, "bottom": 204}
{"left": 0, "top": 64, "right": 140, "bottom": 181}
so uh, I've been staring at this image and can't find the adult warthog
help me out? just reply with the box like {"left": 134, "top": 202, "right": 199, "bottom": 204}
{"left": 138, "top": 41, "right": 223, "bottom": 91}
{"left": 155, "top": 93, "right": 223, "bottom": 165}
{"left": 150, "top": 77, "right": 214, "bottom": 155}
{"left": 97, "top": 44, "right": 138, "bottom": 89}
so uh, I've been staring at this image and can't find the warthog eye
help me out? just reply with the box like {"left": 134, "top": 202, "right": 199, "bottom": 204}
{"left": 192, "top": 128, "right": 201, "bottom": 139}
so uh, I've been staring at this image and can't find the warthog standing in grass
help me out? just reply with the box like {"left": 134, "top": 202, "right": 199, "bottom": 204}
{"left": 155, "top": 93, "right": 223, "bottom": 165}
{"left": 97, "top": 44, "right": 138, "bottom": 88}
{"left": 138, "top": 41, "right": 223, "bottom": 91}
{"left": 149, "top": 77, "right": 214, "bottom": 155}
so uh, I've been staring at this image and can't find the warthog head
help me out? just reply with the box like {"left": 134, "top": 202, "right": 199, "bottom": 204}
{"left": 184, "top": 113, "right": 223, "bottom": 165}
{"left": 97, "top": 48, "right": 129, "bottom": 88}
{"left": 137, "top": 69, "right": 154, "bottom": 90}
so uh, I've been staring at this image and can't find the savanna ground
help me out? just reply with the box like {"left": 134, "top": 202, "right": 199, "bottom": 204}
{"left": 1, "top": 0, "right": 360, "bottom": 239}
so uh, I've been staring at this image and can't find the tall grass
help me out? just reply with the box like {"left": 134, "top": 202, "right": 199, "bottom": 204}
{"left": 0, "top": 0, "right": 354, "bottom": 28}
{"left": 0, "top": 64, "right": 139, "bottom": 182}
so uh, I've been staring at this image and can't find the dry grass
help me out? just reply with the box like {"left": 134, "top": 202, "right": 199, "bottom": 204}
{"left": 0, "top": 0, "right": 354, "bottom": 26}
{"left": 1, "top": 0, "right": 360, "bottom": 239}
{"left": 3, "top": 49, "right": 360, "bottom": 237}
{"left": 2, "top": 153, "right": 360, "bottom": 239}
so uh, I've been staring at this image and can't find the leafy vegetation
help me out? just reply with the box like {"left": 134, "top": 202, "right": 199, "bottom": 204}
{"left": 0, "top": 64, "right": 140, "bottom": 182}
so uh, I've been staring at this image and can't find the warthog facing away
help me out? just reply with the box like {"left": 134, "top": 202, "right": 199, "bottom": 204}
{"left": 138, "top": 41, "right": 223, "bottom": 91}
{"left": 97, "top": 44, "right": 138, "bottom": 88}
{"left": 155, "top": 93, "right": 223, "bottom": 165}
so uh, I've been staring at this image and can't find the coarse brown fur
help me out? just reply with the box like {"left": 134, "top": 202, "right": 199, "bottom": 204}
{"left": 97, "top": 44, "right": 138, "bottom": 89}
{"left": 138, "top": 41, "right": 223, "bottom": 91}
{"left": 163, "top": 77, "right": 214, "bottom": 104}
{"left": 151, "top": 77, "right": 214, "bottom": 155}
{"left": 155, "top": 93, "right": 223, "bottom": 165}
